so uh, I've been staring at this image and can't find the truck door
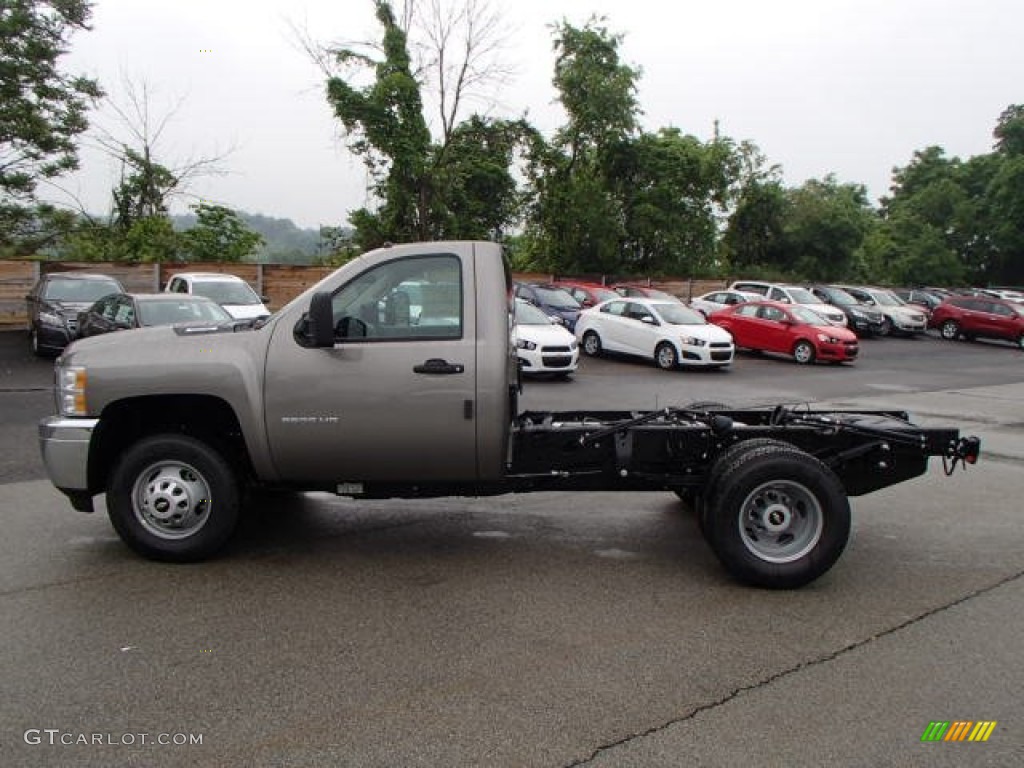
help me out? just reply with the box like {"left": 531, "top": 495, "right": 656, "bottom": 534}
{"left": 263, "top": 251, "right": 478, "bottom": 484}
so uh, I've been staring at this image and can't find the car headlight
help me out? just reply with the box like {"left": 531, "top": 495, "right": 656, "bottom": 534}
{"left": 38, "top": 310, "right": 65, "bottom": 327}
{"left": 516, "top": 339, "right": 537, "bottom": 350}
{"left": 680, "top": 336, "right": 707, "bottom": 347}
{"left": 816, "top": 333, "right": 840, "bottom": 344}
{"left": 569, "top": 340, "right": 578, "bottom": 351}
{"left": 56, "top": 364, "right": 88, "bottom": 416}
{"left": 848, "top": 308, "right": 865, "bottom": 319}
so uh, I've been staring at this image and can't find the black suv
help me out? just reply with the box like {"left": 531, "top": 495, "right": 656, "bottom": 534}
{"left": 807, "top": 284, "right": 888, "bottom": 337}
{"left": 26, "top": 272, "right": 125, "bottom": 356}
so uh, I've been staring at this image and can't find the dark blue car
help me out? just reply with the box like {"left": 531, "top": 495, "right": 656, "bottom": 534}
{"left": 513, "top": 283, "right": 582, "bottom": 331}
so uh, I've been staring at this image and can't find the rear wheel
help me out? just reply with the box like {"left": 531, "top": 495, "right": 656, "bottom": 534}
{"left": 702, "top": 445, "right": 850, "bottom": 589}
{"left": 939, "top": 319, "right": 960, "bottom": 340}
{"left": 107, "top": 434, "right": 241, "bottom": 562}
{"left": 655, "top": 342, "right": 678, "bottom": 370}
{"left": 581, "top": 331, "right": 602, "bottom": 357}
{"left": 792, "top": 340, "right": 816, "bottom": 365}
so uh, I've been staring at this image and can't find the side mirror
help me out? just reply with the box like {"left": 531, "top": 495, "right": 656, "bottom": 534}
{"left": 308, "top": 291, "right": 335, "bottom": 348}
{"left": 641, "top": 315, "right": 656, "bottom": 325}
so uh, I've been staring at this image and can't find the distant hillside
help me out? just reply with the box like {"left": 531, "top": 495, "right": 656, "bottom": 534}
{"left": 171, "top": 212, "right": 346, "bottom": 264}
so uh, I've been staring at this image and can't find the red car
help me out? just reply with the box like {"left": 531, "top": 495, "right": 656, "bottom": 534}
{"left": 709, "top": 300, "right": 859, "bottom": 364}
{"left": 929, "top": 295, "right": 1024, "bottom": 349}
{"left": 554, "top": 281, "right": 621, "bottom": 309}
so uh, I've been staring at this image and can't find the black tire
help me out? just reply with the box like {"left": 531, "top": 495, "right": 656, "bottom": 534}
{"left": 702, "top": 445, "right": 850, "bottom": 589}
{"left": 1018, "top": 334, "right": 1024, "bottom": 351}
{"left": 792, "top": 339, "right": 816, "bottom": 365}
{"left": 655, "top": 341, "right": 678, "bottom": 370}
{"left": 877, "top": 317, "right": 892, "bottom": 337}
{"left": 107, "top": 434, "right": 241, "bottom": 562}
{"left": 939, "top": 319, "right": 960, "bottom": 341}
{"left": 30, "top": 326, "right": 45, "bottom": 358}
{"left": 581, "top": 331, "right": 602, "bottom": 357}
{"left": 697, "top": 438, "right": 801, "bottom": 533}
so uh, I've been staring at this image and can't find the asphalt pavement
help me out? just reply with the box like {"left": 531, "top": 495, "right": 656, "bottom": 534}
{"left": 0, "top": 328, "right": 1022, "bottom": 766}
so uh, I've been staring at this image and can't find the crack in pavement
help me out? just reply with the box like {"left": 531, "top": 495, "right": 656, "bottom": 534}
{"left": 565, "top": 569, "right": 1024, "bottom": 767}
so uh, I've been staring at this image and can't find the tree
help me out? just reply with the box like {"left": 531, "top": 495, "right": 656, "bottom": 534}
{"left": 523, "top": 17, "right": 641, "bottom": 273}
{"left": 781, "top": 176, "right": 875, "bottom": 281}
{"left": 0, "top": 0, "right": 102, "bottom": 250}
{"left": 180, "top": 203, "right": 264, "bottom": 263}
{"left": 318, "top": 0, "right": 526, "bottom": 248}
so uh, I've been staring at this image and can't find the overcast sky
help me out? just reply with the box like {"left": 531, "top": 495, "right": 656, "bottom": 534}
{"left": 55, "top": 0, "right": 1023, "bottom": 230}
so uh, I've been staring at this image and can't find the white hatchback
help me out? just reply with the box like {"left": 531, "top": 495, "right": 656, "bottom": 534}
{"left": 514, "top": 298, "right": 579, "bottom": 377}
{"left": 576, "top": 297, "right": 734, "bottom": 370}
{"left": 165, "top": 273, "right": 271, "bottom": 320}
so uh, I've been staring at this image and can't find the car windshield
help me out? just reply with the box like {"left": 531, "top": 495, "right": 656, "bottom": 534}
{"left": 820, "top": 286, "right": 857, "bottom": 304}
{"left": 653, "top": 303, "right": 706, "bottom": 325}
{"left": 1011, "top": 304, "right": 1024, "bottom": 317}
{"left": 533, "top": 287, "right": 580, "bottom": 308}
{"left": 191, "top": 281, "right": 261, "bottom": 305}
{"left": 787, "top": 287, "right": 821, "bottom": 304}
{"left": 44, "top": 278, "right": 121, "bottom": 302}
{"left": 138, "top": 299, "right": 232, "bottom": 326}
{"left": 790, "top": 306, "right": 827, "bottom": 324}
{"left": 515, "top": 300, "right": 555, "bottom": 325}
{"left": 643, "top": 288, "right": 680, "bottom": 302}
{"left": 869, "top": 289, "right": 904, "bottom": 307}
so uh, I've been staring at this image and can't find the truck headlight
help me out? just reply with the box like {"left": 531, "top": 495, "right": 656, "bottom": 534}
{"left": 56, "top": 365, "right": 88, "bottom": 416}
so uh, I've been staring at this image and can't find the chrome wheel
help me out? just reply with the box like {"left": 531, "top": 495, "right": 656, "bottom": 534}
{"left": 940, "top": 319, "right": 960, "bottom": 340}
{"left": 655, "top": 342, "right": 678, "bottom": 370}
{"left": 131, "top": 460, "right": 212, "bottom": 540}
{"left": 738, "top": 480, "right": 824, "bottom": 564}
{"left": 793, "top": 340, "right": 815, "bottom": 364}
{"left": 582, "top": 331, "right": 601, "bottom": 357}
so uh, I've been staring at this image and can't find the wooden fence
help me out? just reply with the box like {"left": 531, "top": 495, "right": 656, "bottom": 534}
{"left": 0, "top": 260, "right": 727, "bottom": 328}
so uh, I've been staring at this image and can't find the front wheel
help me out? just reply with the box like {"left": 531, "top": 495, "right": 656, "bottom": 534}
{"left": 702, "top": 445, "right": 850, "bottom": 589}
{"left": 792, "top": 340, "right": 816, "bottom": 365}
{"left": 655, "top": 341, "right": 678, "bottom": 370}
{"left": 107, "top": 434, "right": 241, "bottom": 562}
{"left": 940, "top": 319, "right": 961, "bottom": 340}
{"left": 581, "top": 331, "right": 602, "bottom": 357}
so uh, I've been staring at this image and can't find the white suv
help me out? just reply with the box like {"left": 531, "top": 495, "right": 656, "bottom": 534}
{"left": 165, "top": 273, "right": 270, "bottom": 320}
{"left": 728, "top": 281, "right": 847, "bottom": 327}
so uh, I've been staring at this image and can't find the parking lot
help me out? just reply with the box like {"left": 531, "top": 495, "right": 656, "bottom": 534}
{"left": 1, "top": 328, "right": 1023, "bottom": 766}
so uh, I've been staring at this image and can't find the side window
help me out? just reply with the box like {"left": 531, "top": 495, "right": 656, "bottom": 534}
{"left": 331, "top": 255, "right": 462, "bottom": 341}
{"left": 759, "top": 306, "right": 785, "bottom": 322}
{"left": 113, "top": 298, "right": 135, "bottom": 326}
{"left": 626, "top": 302, "right": 655, "bottom": 323}
{"left": 601, "top": 301, "right": 627, "bottom": 317}
{"left": 735, "top": 304, "right": 759, "bottom": 317}
{"left": 991, "top": 303, "right": 1013, "bottom": 317}
{"left": 768, "top": 287, "right": 788, "bottom": 302}
{"left": 99, "top": 297, "right": 118, "bottom": 321}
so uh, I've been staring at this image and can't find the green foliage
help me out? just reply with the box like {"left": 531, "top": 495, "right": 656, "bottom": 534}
{"left": 179, "top": 203, "right": 263, "bottom": 262}
{"left": 0, "top": 0, "right": 102, "bottom": 250}
{"left": 723, "top": 180, "right": 787, "bottom": 274}
{"left": 112, "top": 147, "right": 178, "bottom": 229}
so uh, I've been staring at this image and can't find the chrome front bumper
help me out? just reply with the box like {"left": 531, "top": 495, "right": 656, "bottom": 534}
{"left": 39, "top": 417, "right": 98, "bottom": 493}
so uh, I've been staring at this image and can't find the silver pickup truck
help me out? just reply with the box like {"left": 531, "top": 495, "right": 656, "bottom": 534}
{"left": 39, "top": 241, "right": 980, "bottom": 588}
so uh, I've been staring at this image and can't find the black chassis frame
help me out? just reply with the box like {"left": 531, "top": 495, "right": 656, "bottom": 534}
{"left": 349, "top": 405, "right": 978, "bottom": 500}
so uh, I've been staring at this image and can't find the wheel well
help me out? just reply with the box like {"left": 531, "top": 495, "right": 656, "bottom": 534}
{"left": 88, "top": 395, "right": 252, "bottom": 493}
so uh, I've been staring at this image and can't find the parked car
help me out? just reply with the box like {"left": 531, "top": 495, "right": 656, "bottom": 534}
{"left": 892, "top": 288, "right": 944, "bottom": 314}
{"left": 553, "top": 281, "right": 621, "bottom": 309}
{"left": 611, "top": 284, "right": 683, "bottom": 302}
{"left": 576, "top": 297, "right": 734, "bottom": 370}
{"left": 76, "top": 293, "right": 233, "bottom": 338}
{"left": 837, "top": 286, "right": 927, "bottom": 336}
{"left": 728, "top": 280, "right": 847, "bottom": 327}
{"left": 26, "top": 272, "right": 125, "bottom": 356}
{"left": 709, "top": 300, "right": 859, "bottom": 365}
{"left": 928, "top": 295, "right": 1024, "bottom": 349}
{"left": 165, "top": 272, "right": 270, "bottom": 320}
{"left": 689, "top": 289, "right": 760, "bottom": 317}
{"left": 807, "top": 284, "right": 888, "bottom": 337}
{"left": 513, "top": 282, "right": 582, "bottom": 330}
{"left": 513, "top": 298, "right": 579, "bottom": 377}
